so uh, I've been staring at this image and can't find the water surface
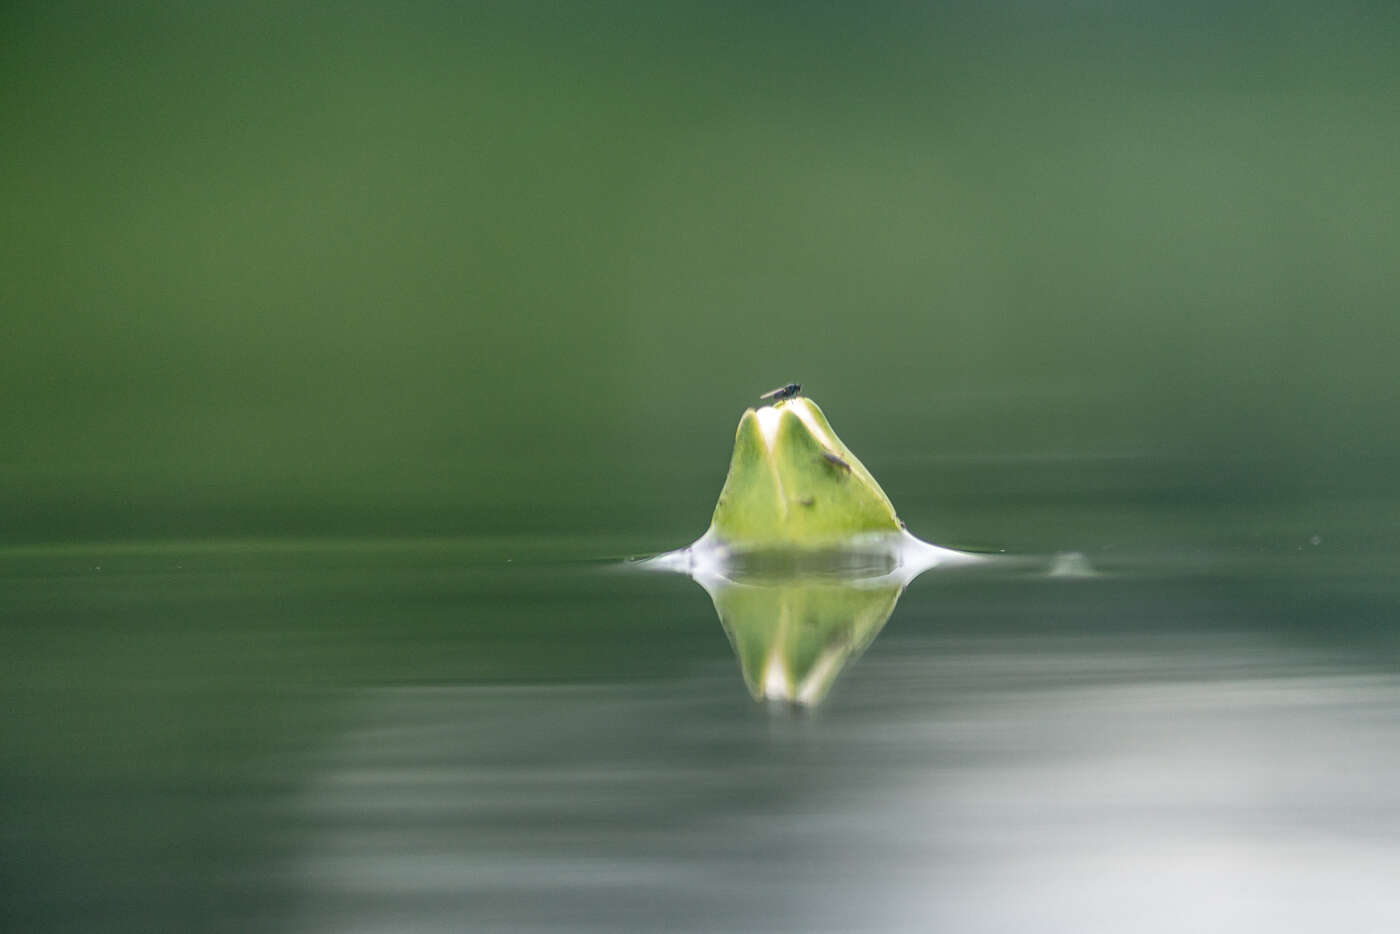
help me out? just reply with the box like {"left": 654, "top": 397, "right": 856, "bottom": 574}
{"left": 5, "top": 533, "right": 1398, "bottom": 932}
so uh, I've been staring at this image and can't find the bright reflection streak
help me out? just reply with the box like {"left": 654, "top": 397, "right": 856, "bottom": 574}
{"left": 294, "top": 636, "right": 1400, "bottom": 934}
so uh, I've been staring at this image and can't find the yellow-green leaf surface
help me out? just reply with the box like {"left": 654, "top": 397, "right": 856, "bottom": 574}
{"left": 709, "top": 396, "right": 901, "bottom": 547}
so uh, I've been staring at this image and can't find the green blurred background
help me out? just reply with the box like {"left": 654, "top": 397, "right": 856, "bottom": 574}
{"left": 4, "top": 0, "right": 1397, "bottom": 549}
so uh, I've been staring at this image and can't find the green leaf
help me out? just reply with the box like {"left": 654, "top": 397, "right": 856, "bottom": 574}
{"left": 709, "top": 396, "right": 901, "bottom": 547}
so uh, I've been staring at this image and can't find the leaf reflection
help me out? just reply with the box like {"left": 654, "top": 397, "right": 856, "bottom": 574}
{"left": 643, "top": 532, "right": 981, "bottom": 705}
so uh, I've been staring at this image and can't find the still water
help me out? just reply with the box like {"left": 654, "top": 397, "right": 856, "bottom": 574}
{"left": 4, "top": 528, "right": 1398, "bottom": 933}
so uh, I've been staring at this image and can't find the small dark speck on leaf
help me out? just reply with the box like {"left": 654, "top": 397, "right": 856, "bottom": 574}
{"left": 821, "top": 451, "right": 851, "bottom": 472}
{"left": 799, "top": 496, "right": 815, "bottom": 507}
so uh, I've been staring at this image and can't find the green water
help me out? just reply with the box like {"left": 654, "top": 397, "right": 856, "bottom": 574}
{"left": 4, "top": 1, "right": 1400, "bottom": 930}
{"left": 4, "top": 533, "right": 1399, "bottom": 931}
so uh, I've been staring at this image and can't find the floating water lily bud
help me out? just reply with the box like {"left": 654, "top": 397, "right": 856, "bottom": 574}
{"left": 639, "top": 391, "right": 982, "bottom": 706}
{"left": 707, "top": 395, "right": 902, "bottom": 549}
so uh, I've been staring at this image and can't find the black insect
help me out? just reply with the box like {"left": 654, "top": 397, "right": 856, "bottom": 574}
{"left": 759, "top": 383, "right": 802, "bottom": 403}
{"left": 820, "top": 451, "right": 851, "bottom": 472}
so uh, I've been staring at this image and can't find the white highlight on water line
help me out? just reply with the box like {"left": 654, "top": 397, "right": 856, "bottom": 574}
{"left": 640, "top": 528, "right": 983, "bottom": 589}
